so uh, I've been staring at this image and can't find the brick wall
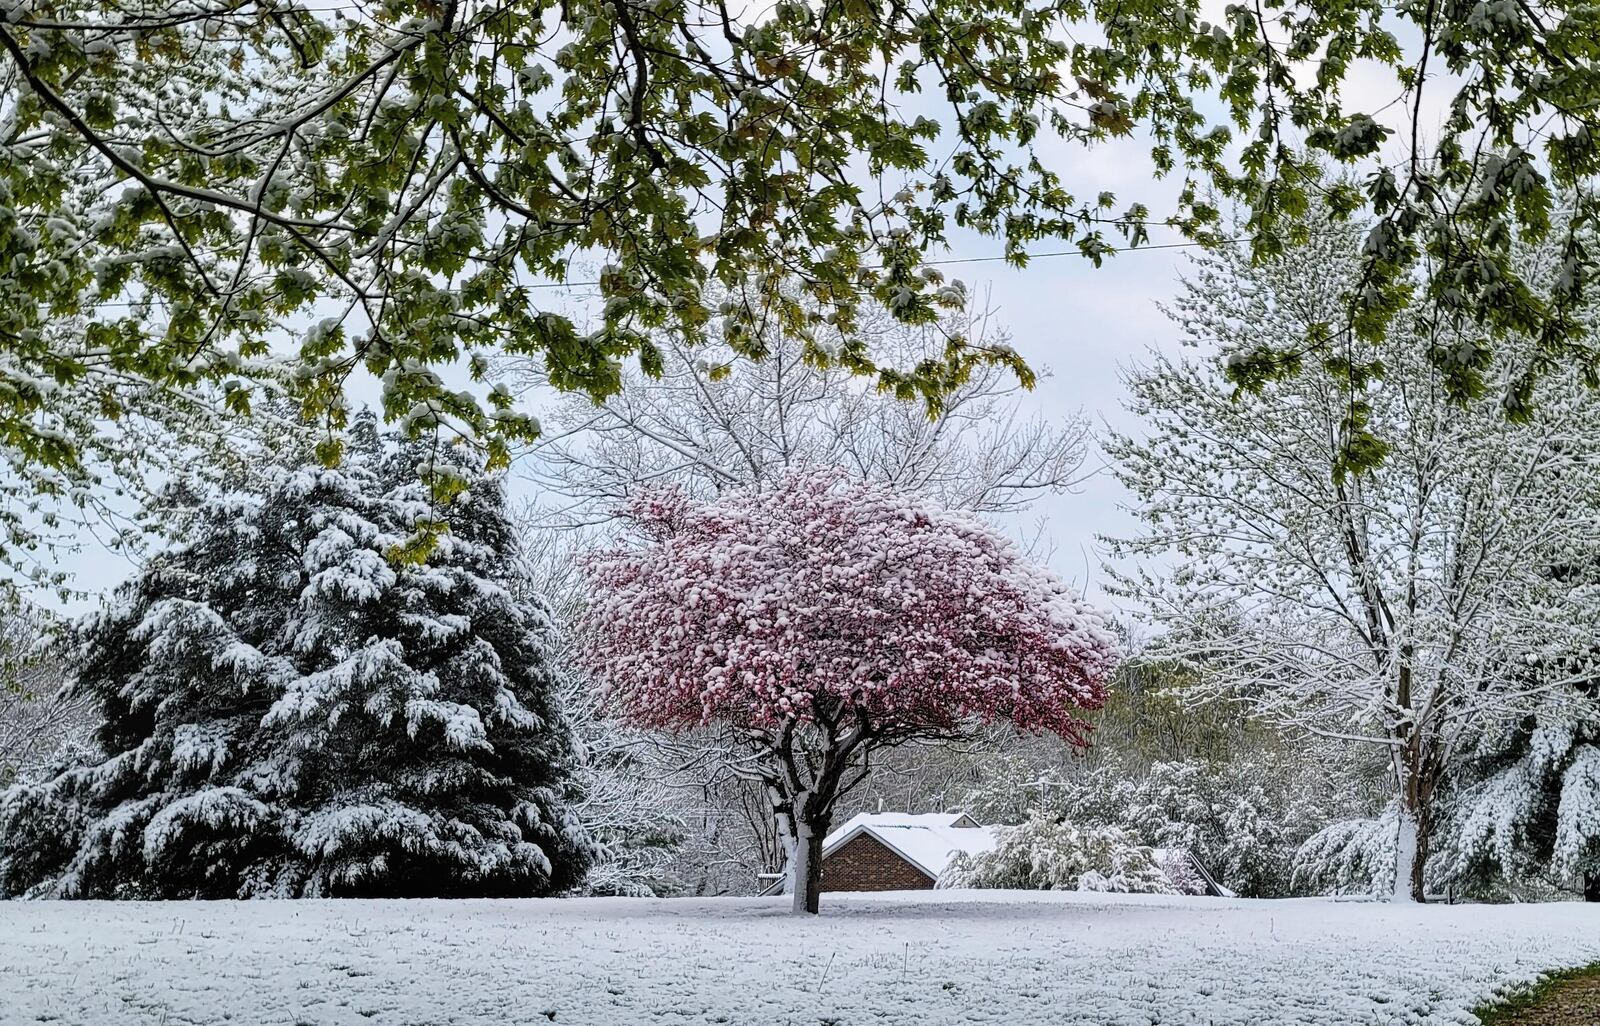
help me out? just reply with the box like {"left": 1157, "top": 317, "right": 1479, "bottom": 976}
{"left": 821, "top": 832, "right": 935, "bottom": 892}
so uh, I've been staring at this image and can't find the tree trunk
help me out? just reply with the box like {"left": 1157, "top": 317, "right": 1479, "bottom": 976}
{"left": 773, "top": 788, "right": 835, "bottom": 914}
{"left": 790, "top": 818, "right": 828, "bottom": 914}
{"left": 1585, "top": 874, "right": 1600, "bottom": 903}
{"left": 1393, "top": 804, "right": 1430, "bottom": 903}
{"left": 1389, "top": 719, "right": 1438, "bottom": 904}
{"left": 775, "top": 809, "right": 798, "bottom": 896}
{"left": 759, "top": 710, "right": 863, "bottom": 914}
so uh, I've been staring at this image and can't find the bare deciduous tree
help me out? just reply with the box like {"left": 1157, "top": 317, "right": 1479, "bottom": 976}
{"left": 510, "top": 295, "right": 1091, "bottom": 524}
{"left": 0, "top": 606, "right": 93, "bottom": 787}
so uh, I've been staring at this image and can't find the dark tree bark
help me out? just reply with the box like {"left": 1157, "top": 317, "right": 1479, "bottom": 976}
{"left": 758, "top": 703, "right": 874, "bottom": 914}
{"left": 1407, "top": 812, "right": 1431, "bottom": 904}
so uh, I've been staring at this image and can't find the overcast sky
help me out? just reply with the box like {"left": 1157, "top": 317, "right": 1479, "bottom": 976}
{"left": 901, "top": 134, "right": 1198, "bottom": 607}
{"left": 969, "top": 243, "right": 1187, "bottom": 606}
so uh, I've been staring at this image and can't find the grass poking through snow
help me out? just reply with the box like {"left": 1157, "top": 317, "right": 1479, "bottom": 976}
{"left": 1476, "top": 963, "right": 1600, "bottom": 1026}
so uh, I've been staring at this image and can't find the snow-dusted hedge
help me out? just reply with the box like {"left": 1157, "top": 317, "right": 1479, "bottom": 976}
{"left": 1293, "top": 804, "right": 1403, "bottom": 898}
{"left": 941, "top": 814, "right": 1183, "bottom": 894}
{"left": 961, "top": 752, "right": 1355, "bottom": 897}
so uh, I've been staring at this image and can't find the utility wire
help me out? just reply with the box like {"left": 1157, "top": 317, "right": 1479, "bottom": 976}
{"left": 76, "top": 228, "right": 1344, "bottom": 310}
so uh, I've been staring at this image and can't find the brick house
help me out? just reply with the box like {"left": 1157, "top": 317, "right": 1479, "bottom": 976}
{"left": 818, "top": 812, "right": 996, "bottom": 892}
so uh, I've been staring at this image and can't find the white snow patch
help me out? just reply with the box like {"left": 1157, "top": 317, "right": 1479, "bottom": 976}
{"left": 1, "top": 891, "right": 1597, "bottom": 1025}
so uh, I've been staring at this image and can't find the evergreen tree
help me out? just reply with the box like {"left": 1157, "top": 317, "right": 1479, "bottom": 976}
{"left": 1442, "top": 656, "right": 1600, "bottom": 901}
{"left": 0, "top": 416, "right": 591, "bottom": 898}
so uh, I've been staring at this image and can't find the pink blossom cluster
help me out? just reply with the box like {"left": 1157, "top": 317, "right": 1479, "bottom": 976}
{"left": 582, "top": 470, "right": 1118, "bottom": 743}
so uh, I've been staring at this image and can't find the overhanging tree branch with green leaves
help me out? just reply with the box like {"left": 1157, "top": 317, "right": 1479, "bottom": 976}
{"left": 1, "top": 0, "right": 1599, "bottom": 508}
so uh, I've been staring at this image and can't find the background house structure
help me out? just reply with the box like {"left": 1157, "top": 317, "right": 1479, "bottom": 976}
{"left": 809, "top": 812, "right": 1237, "bottom": 896}
{"left": 819, "top": 812, "right": 997, "bottom": 892}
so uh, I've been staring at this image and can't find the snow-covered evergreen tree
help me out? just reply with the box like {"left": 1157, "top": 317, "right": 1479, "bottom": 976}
{"left": 1440, "top": 662, "right": 1600, "bottom": 900}
{"left": 0, "top": 416, "right": 591, "bottom": 898}
{"left": 510, "top": 528, "right": 690, "bottom": 897}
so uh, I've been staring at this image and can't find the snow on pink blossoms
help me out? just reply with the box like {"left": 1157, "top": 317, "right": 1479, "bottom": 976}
{"left": 581, "top": 469, "right": 1119, "bottom": 913}
{"left": 583, "top": 470, "right": 1117, "bottom": 740}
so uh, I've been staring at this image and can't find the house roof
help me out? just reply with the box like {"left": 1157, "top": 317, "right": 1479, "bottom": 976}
{"left": 821, "top": 812, "right": 997, "bottom": 880}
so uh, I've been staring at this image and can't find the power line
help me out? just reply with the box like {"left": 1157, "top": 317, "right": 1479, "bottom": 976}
{"left": 72, "top": 230, "right": 1303, "bottom": 311}
{"left": 923, "top": 236, "right": 1233, "bottom": 267}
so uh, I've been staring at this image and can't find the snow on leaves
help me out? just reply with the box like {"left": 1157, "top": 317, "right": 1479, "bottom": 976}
{"left": 141, "top": 787, "right": 272, "bottom": 864}
{"left": 1556, "top": 749, "right": 1600, "bottom": 871}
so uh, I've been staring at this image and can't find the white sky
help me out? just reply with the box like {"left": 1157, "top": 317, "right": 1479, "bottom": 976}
{"left": 931, "top": 133, "right": 1195, "bottom": 605}
{"left": 966, "top": 241, "right": 1187, "bottom": 605}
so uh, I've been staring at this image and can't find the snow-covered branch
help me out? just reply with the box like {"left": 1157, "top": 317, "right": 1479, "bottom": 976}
{"left": 1106, "top": 214, "right": 1600, "bottom": 901}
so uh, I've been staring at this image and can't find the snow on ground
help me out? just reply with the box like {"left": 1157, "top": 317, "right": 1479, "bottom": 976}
{"left": 3, "top": 890, "right": 1598, "bottom": 1026}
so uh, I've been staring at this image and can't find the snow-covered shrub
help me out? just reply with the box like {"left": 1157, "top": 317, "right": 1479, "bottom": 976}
{"left": 511, "top": 528, "right": 691, "bottom": 898}
{"left": 953, "top": 648, "right": 1384, "bottom": 898}
{"left": 1119, "top": 759, "right": 1321, "bottom": 898}
{"left": 942, "top": 814, "right": 1178, "bottom": 894}
{"left": 565, "top": 714, "right": 691, "bottom": 897}
{"left": 1154, "top": 848, "right": 1208, "bottom": 895}
{"left": 0, "top": 415, "right": 592, "bottom": 899}
{"left": 1293, "top": 804, "right": 1409, "bottom": 898}
{"left": 961, "top": 747, "right": 1363, "bottom": 897}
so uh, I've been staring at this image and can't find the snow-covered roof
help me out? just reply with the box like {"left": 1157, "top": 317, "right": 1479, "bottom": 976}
{"left": 829, "top": 811, "right": 976, "bottom": 832}
{"left": 822, "top": 812, "right": 997, "bottom": 880}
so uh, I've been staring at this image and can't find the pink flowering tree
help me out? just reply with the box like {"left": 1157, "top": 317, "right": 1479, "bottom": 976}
{"left": 581, "top": 470, "right": 1120, "bottom": 913}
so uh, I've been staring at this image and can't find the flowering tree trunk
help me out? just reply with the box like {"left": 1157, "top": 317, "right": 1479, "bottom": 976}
{"left": 777, "top": 806, "right": 831, "bottom": 915}
{"left": 753, "top": 706, "right": 872, "bottom": 915}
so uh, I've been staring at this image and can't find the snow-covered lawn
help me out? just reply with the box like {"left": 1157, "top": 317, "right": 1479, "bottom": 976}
{"left": 3, "top": 890, "right": 1597, "bottom": 1026}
